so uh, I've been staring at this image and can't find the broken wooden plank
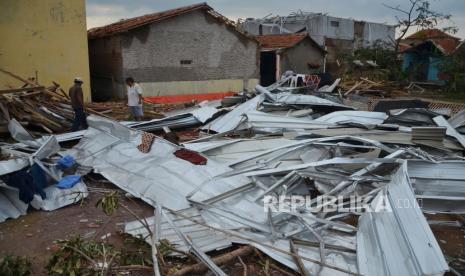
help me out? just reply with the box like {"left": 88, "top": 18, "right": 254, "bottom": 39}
{"left": 344, "top": 81, "right": 364, "bottom": 96}
{"left": 0, "top": 86, "right": 45, "bottom": 94}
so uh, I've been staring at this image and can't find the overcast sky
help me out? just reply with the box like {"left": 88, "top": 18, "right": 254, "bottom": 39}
{"left": 86, "top": 0, "right": 465, "bottom": 38}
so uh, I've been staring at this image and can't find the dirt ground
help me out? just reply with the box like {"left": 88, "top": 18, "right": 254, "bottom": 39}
{"left": 0, "top": 180, "right": 153, "bottom": 275}
{"left": 0, "top": 179, "right": 296, "bottom": 275}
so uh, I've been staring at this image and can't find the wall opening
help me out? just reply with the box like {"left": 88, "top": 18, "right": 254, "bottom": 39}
{"left": 180, "top": 59, "right": 193, "bottom": 65}
{"left": 260, "top": 51, "right": 277, "bottom": 86}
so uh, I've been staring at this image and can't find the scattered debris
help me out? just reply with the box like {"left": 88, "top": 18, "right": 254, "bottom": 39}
{"left": 1, "top": 71, "right": 465, "bottom": 275}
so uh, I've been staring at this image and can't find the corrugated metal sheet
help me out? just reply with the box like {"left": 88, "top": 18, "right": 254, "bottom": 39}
{"left": 201, "top": 95, "right": 264, "bottom": 133}
{"left": 315, "top": 111, "right": 387, "bottom": 125}
{"left": 125, "top": 208, "right": 233, "bottom": 254}
{"left": 67, "top": 115, "right": 251, "bottom": 210}
{"left": 273, "top": 93, "right": 354, "bottom": 110}
{"left": 434, "top": 115, "right": 465, "bottom": 149}
{"left": 357, "top": 164, "right": 448, "bottom": 276}
{"left": 127, "top": 105, "right": 220, "bottom": 132}
{"left": 245, "top": 110, "right": 333, "bottom": 132}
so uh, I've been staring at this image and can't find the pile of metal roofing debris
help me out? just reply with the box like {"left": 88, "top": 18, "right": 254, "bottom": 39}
{"left": 2, "top": 81, "right": 465, "bottom": 275}
{"left": 0, "top": 119, "right": 88, "bottom": 222}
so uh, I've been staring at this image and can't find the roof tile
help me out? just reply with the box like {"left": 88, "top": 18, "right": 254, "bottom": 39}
{"left": 88, "top": 3, "right": 210, "bottom": 39}
{"left": 403, "top": 29, "right": 461, "bottom": 55}
{"left": 255, "top": 33, "right": 308, "bottom": 50}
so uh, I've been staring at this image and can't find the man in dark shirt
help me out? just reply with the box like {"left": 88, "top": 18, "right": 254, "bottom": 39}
{"left": 69, "top": 77, "right": 88, "bottom": 131}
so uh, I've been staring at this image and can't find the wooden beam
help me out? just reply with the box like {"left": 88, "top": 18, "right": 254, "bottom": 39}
{"left": 344, "top": 81, "right": 364, "bottom": 96}
{"left": 0, "top": 86, "right": 45, "bottom": 94}
{"left": 0, "top": 68, "right": 110, "bottom": 118}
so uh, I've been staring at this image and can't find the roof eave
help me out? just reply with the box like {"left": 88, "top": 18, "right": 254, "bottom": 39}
{"left": 88, "top": 3, "right": 212, "bottom": 40}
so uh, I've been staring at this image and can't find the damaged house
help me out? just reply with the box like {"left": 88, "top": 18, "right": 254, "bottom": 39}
{"left": 242, "top": 11, "right": 395, "bottom": 69}
{"left": 401, "top": 29, "right": 462, "bottom": 83}
{"left": 88, "top": 3, "right": 260, "bottom": 102}
{"left": 256, "top": 33, "right": 326, "bottom": 86}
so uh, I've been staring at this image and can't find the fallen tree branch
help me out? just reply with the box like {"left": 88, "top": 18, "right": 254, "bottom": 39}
{"left": 170, "top": 246, "right": 254, "bottom": 276}
{"left": 166, "top": 208, "right": 362, "bottom": 276}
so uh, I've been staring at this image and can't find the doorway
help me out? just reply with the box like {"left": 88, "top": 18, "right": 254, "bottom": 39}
{"left": 260, "top": 51, "right": 277, "bottom": 86}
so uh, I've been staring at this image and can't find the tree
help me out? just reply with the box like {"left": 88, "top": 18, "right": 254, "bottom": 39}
{"left": 438, "top": 44, "right": 465, "bottom": 92}
{"left": 384, "top": 0, "right": 456, "bottom": 53}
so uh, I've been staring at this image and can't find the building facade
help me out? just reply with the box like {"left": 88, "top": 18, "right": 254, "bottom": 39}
{"left": 242, "top": 12, "right": 395, "bottom": 54}
{"left": 256, "top": 33, "right": 326, "bottom": 86}
{"left": 401, "top": 29, "right": 462, "bottom": 82}
{"left": 0, "top": 0, "right": 91, "bottom": 101}
{"left": 88, "top": 3, "right": 260, "bottom": 101}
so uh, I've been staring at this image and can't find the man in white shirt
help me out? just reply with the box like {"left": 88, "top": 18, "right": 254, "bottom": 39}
{"left": 125, "top": 77, "right": 144, "bottom": 121}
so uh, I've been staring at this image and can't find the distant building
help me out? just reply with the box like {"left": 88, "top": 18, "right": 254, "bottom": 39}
{"left": 255, "top": 33, "right": 326, "bottom": 86}
{"left": 242, "top": 12, "right": 396, "bottom": 56}
{"left": 88, "top": 3, "right": 260, "bottom": 102}
{"left": 0, "top": 0, "right": 91, "bottom": 101}
{"left": 401, "top": 29, "right": 462, "bottom": 82}
{"left": 242, "top": 12, "right": 395, "bottom": 47}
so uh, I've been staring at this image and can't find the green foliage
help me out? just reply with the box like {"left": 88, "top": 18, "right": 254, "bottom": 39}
{"left": 158, "top": 239, "right": 174, "bottom": 256}
{"left": 120, "top": 235, "right": 152, "bottom": 267}
{"left": 46, "top": 236, "right": 153, "bottom": 275}
{"left": 95, "top": 191, "right": 119, "bottom": 215}
{"left": 438, "top": 46, "right": 465, "bottom": 93}
{"left": 384, "top": 0, "right": 457, "bottom": 51}
{"left": 354, "top": 45, "right": 397, "bottom": 68}
{"left": 0, "top": 255, "right": 32, "bottom": 276}
{"left": 46, "top": 237, "right": 117, "bottom": 275}
{"left": 344, "top": 42, "right": 404, "bottom": 80}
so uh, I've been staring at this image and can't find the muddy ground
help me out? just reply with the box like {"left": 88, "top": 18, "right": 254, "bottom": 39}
{"left": 0, "top": 178, "right": 296, "bottom": 275}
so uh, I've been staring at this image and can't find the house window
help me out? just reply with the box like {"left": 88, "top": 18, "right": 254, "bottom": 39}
{"left": 180, "top": 59, "right": 192, "bottom": 65}
{"left": 330, "top": 21, "right": 339, "bottom": 27}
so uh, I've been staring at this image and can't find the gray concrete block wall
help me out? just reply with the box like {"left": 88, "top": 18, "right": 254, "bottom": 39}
{"left": 280, "top": 38, "right": 325, "bottom": 74}
{"left": 88, "top": 35, "right": 125, "bottom": 100}
{"left": 121, "top": 10, "right": 259, "bottom": 83}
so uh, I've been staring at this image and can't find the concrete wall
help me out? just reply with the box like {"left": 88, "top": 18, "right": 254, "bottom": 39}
{"left": 121, "top": 10, "right": 260, "bottom": 97}
{"left": 243, "top": 14, "right": 395, "bottom": 50}
{"left": 279, "top": 38, "right": 325, "bottom": 74}
{"left": 88, "top": 35, "right": 124, "bottom": 101}
{"left": 0, "top": 0, "right": 91, "bottom": 102}
{"left": 402, "top": 52, "right": 444, "bottom": 82}
{"left": 307, "top": 15, "right": 354, "bottom": 46}
{"left": 361, "top": 22, "right": 396, "bottom": 48}
{"left": 325, "top": 38, "right": 354, "bottom": 61}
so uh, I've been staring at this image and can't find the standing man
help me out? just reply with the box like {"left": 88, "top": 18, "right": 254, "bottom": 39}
{"left": 69, "top": 77, "right": 88, "bottom": 131}
{"left": 126, "top": 77, "right": 144, "bottom": 121}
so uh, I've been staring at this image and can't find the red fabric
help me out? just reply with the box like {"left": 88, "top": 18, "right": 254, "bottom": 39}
{"left": 173, "top": 148, "right": 207, "bottom": 165}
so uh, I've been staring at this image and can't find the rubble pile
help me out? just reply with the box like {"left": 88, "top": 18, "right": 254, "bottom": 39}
{"left": 0, "top": 69, "right": 110, "bottom": 134}
{"left": 340, "top": 77, "right": 408, "bottom": 97}
{"left": 1, "top": 78, "right": 465, "bottom": 275}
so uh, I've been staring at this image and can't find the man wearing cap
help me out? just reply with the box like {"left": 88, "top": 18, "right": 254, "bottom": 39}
{"left": 69, "top": 77, "right": 88, "bottom": 131}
